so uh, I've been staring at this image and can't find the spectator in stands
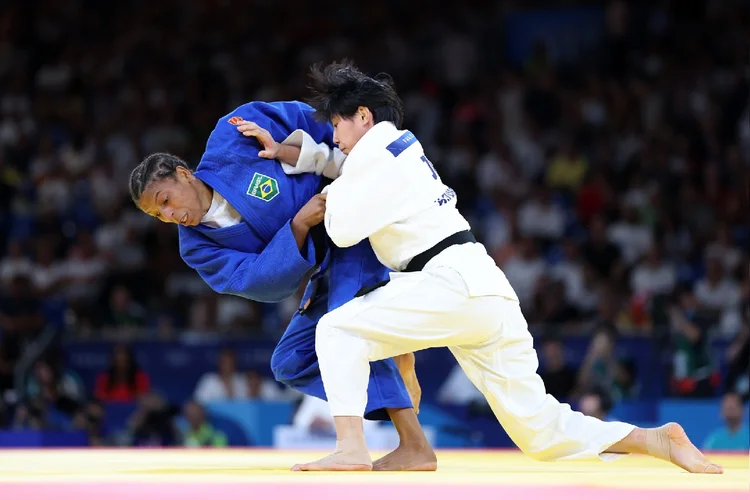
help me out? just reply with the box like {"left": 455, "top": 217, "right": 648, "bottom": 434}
{"left": 126, "top": 393, "right": 178, "bottom": 446}
{"left": 0, "top": 241, "right": 33, "bottom": 285}
{"left": 724, "top": 323, "right": 749, "bottom": 401}
{"left": 575, "top": 327, "right": 618, "bottom": 398}
{"left": 517, "top": 186, "right": 566, "bottom": 245}
{"left": 578, "top": 387, "right": 613, "bottom": 421}
{"left": 546, "top": 137, "right": 588, "bottom": 192}
{"left": 25, "top": 353, "right": 85, "bottom": 415}
{"left": 694, "top": 255, "right": 742, "bottom": 331}
{"left": 30, "top": 238, "right": 63, "bottom": 297}
{"left": 194, "top": 348, "right": 247, "bottom": 403}
{"left": 100, "top": 285, "right": 147, "bottom": 336}
{"left": 71, "top": 400, "right": 107, "bottom": 446}
{"left": 0, "top": 343, "right": 14, "bottom": 398}
{"left": 669, "top": 286, "right": 717, "bottom": 398}
{"left": 538, "top": 337, "right": 576, "bottom": 402}
{"left": 502, "top": 237, "right": 546, "bottom": 308}
{"left": 437, "top": 365, "right": 485, "bottom": 406}
{"left": 608, "top": 203, "right": 653, "bottom": 267}
{"left": 532, "top": 278, "right": 579, "bottom": 331}
{"left": 630, "top": 243, "right": 676, "bottom": 299}
{"left": 705, "top": 224, "right": 744, "bottom": 276}
{"left": 180, "top": 400, "right": 227, "bottom": 447}
{"left": 0, "top": 275, "right": 45, "bottom": 364}
{"left": 702, "top": 393, "right": 749, "bottom": 451}
{"left": 246, "top": 369, "right": 288, "bottom": 401}
{"left": 292, "top": 395, "right": 379, "bottom": 437}
{"left": 11, "top": 399, "right": 50, "bottom": 430}
{"left": 611, "top": 358, "right": 639, "bottom": 401}
{"left": 94, "top": 343, "right": 151, "bottom": 402}
{"left": 581, "top": 214, "right": 624, "bottom": 282}
{"left": 551, "top": 239, "right": 599, "bottom": 317}
{"left": 293, "top": 395, "right": 336, "bottom": 436}
{"left": 58, "top": 232, "right": 108, "bottom": 322}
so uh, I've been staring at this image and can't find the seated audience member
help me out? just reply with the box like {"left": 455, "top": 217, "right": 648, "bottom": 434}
{"left": 437, "top": 364, "right": 486, "bottom": 406}
{"left": 71, "top": 400, "right": 108, "bottom": 446}
{"left": 293, "top": 395, "right": 379, "bottom": 436}
{"left": 703, "top": 393, "right": 749, "bottom": 451}
{"left": 193, "top": 348, "right": 247, "bottom": 403}
{"left": 25, "top": 352, "right": 86, "bottom": 414}
{"left": 246, "top": 369, "right": 289, "bottom": 401}
{"left": 578, "top": 387, "right": 613, "bottom": 421}
{"left": 94, "top": 343, "right": 151, "bottom": 402}
{"left": 181, "top": 400, "right": 227, "bottom": 447}
{"left": 669, "top": 286, "right": 717, "bottom": 398}
{"left": 538, "top": 337, "right": 576, "bottom": 401}
{"left": 126, "top": 393, "right": 178, "bottom": 446}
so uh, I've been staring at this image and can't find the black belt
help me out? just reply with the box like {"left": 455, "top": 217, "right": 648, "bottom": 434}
{"left": 354, "top": 230, "right": 476, "bottom": 298}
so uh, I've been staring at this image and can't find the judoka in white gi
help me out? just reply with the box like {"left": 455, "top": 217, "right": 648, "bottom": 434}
{"left": 236, "top": 61, "right": 723, "bottom": 475}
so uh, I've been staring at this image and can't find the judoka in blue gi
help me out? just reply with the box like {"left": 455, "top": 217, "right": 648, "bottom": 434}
{"left": 129, "top": 100, "right": 436, "bottom": 471}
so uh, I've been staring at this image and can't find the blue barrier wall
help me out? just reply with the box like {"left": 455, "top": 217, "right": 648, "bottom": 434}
{"left": 2, "top": 399, "right": 745, "bottom": 449}
{"left": 60, "top": 337, "right": 732, "bottom": 405}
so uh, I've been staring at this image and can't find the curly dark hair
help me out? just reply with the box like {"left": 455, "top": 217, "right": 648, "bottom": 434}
{"left": 306, "top": 59, "right": 404, "bottom": 128}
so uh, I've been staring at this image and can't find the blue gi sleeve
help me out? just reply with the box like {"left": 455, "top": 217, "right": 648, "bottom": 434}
{"left": 206, "top": 101, "right": 336, "bottom": 164}
{"left": 179, "top": 221, "right": 317, "bottom": 303}
{"left": 253, "top": 100, "right": 335, "bottom": 147}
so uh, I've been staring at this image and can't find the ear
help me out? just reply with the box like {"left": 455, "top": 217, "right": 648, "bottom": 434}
{"left": 175, "top": 165, "right": 193, "bottom": 181}
{"left": 357, "top": 106, "right": 373, "bottom": 124}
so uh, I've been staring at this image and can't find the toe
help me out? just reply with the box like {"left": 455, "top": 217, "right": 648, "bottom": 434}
{"left": 707, "top": 463, "right": 724, "bottom": 474}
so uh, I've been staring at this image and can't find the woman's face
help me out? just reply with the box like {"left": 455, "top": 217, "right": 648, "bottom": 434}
{"left": 137, "top": 166, "right": 207, "bottom": 226}
{"left": 331, "top": 107, "right": 373, "bottom": 155}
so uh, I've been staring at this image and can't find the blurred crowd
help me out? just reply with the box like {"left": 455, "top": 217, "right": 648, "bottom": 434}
{"left": 0, "top": 0, "right": 749, "bottom": 436}
{"left": 1, "top": 343, "right": 299, "bottom": 445}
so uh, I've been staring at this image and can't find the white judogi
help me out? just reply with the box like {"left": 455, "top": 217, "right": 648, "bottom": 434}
{"left": 284, "top": 121, "right": 634, "bottom": 461}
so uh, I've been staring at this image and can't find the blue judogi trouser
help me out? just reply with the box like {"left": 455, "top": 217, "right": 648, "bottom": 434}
{"left": 270, "top": 278, "right": 412, "bottom": 421}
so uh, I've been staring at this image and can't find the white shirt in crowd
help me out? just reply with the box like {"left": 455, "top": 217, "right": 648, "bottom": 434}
{"left": 193, "top": 373, "right": 286, "bottom": 403}
{"left": 630, "top": 262, "right": 677, "bottom": 296}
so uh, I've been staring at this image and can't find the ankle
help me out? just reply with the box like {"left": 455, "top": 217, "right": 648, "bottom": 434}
{"left": 335, "top": 435, "right": 367, "bottom": 450}
{"left": 398, "top": 437, "right": 431, "bottom": 450}
{"left": 605, "top": 428, "right": 646, "bottom": 455}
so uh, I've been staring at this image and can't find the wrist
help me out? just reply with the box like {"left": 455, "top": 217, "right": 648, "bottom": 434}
{"left": 291, "top": 215, "right": 310, "bottom": 233}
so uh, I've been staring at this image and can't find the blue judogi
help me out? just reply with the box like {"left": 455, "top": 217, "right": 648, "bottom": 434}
{"left": 178, "top": 100, "right": 411, "bottom": 419}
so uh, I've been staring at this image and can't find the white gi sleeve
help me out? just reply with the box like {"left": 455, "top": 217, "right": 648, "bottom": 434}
{"left": 324, "top": 150, "right": 417, "bottom": 248}
{"left": 279, "top": 130, "right": 346, "bottom": 179}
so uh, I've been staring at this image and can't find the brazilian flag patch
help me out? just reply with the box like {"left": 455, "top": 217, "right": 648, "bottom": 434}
{"left": 247, "top": 173, "right": 280, "bottom": 202}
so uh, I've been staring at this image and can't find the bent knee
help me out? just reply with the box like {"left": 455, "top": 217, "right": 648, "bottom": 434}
{"left": 269, "top": 349, "right": 291, "bottom": 384}
{"left": 315, "top": 315, "right": 367, "bottom": 359}
{"left": 270, "top": 347, "right": 313, "bottom": 388}
{"left": 314, "top": 314, "right": 342, "bottom": 350}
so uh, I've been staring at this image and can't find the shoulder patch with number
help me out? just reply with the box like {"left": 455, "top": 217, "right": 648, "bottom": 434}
{"left": 247, "top": 172, "right": 280, "bottom": 202}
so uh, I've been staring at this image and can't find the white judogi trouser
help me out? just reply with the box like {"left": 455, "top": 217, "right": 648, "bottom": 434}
{"left": 315, "top": 263, "right": 635, "bottom": 461}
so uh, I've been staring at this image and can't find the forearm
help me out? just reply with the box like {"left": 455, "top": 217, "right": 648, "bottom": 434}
{"left": 276, "top": 144, "right": 302, "bottom": 168}
{"left": 280, "top": 130, "right": 345, "bottom": 179}
{"left": 290, "top": 216, "right": 311, "bottom": 251}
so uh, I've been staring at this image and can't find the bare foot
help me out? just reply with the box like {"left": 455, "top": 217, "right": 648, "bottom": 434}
{"left": 291, "top": 450, "right": 373, "bottom": 472}
{"left": 647, "top": 423, "right": 724, "bottom": 474}
{"left": 372, "top": 443, "right": 437, "bottom": 471}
